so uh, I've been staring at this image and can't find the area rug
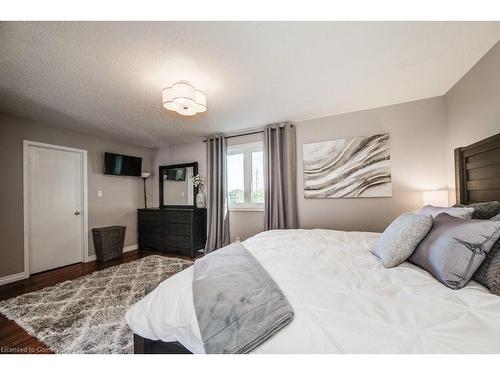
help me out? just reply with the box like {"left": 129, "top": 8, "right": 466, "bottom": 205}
{"left": 0, "top": 255, "right": 192, "bottom": 354}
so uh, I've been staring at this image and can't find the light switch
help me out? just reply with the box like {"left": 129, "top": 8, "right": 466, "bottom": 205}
{"left": 97, "top": 190, "right": 103, "bottom": 197}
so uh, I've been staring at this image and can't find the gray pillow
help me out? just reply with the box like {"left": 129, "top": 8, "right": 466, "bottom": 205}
{"left": 409, "top": 213, "right": 500, "bottom": 289}
{"left": 473, "top": 213, "right": 500, "bottom": 295}
{"left": 454, "top": 201, "right": 500, "bottom": 220}
{"left": 372, "top": 213, "right": 433, "bottom": 268}
{"left": 418, "top": 205, "right": 474, "bottom": 219}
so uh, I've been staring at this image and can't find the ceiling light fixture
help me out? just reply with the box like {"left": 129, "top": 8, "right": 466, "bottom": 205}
{"left": 162, "top": 81, "right": 207, "bottom": 116}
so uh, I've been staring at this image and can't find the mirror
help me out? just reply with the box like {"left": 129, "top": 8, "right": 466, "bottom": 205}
{"left": 159, "top": 162, "right": 198, "bottom": 207}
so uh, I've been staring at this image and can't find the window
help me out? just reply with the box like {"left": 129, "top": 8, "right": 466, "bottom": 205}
{"left": 227, "top": 142, "right": 264, "bottom": 210}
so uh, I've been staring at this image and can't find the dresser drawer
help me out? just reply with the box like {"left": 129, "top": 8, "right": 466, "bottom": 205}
{"left": 164, "top": 235, "right": 192, "bottom": 250}
{"left": 138, "top": 210, "right": 162, "bottom": 222}
{"left": 139, "top": 220, "right": 162, "bottom": 234}
{"left": 137, "top": 208, "right": 206, "bottom": 257}
{"left": 138, "top": 210, "right": 163, "bottom": 233}
{"left": 163, "top": 210, "right": 192, "bottom": 224}
{"left": 164, "top": 222, "right": 191, "bottom": 237}
{"left": 139, "top": 233, "right": 163, "bottom": 250}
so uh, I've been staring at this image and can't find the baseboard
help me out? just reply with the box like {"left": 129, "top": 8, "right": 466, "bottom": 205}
{"left": 0, "top": 245, "right": 139, "bottom": 286}
{"left": 84, "top": 244, "right": 139, "bottom": 263}
{"left": 0, "top": 271, "right": 29, "bottom": 286}
{"left": 123, "top": 244, "right": 139, "bottom": 252}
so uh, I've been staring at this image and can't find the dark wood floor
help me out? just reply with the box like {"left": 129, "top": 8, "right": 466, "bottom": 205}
{"left": 0, "top": 250, "right": 188, "bottom": 354}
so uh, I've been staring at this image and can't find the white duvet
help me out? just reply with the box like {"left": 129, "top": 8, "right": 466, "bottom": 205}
{"left": 126, "top": 229, "right": 500, "bottom": 353}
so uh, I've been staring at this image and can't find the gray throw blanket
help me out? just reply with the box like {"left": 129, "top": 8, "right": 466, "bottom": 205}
{"left": 193, "top": 241, "right": 294, "bottom": 354}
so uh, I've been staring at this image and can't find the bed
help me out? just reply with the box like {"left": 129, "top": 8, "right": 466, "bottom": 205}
{"left": 127, "top": 132, "right": 500, "bottom": 354}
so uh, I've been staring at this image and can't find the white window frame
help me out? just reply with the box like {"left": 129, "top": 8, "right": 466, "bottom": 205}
{"left": 227, "top": 141, "right": 264, "bottom": 211}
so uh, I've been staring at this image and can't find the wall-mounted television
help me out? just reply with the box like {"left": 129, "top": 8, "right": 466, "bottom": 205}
{"left": 104, "top": 152, "right": 142, "bottom": 176}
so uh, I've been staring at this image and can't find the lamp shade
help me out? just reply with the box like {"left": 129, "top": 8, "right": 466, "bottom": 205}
{"left": 422, "top": 190, "right": 449, "bottom": 207}
{"left": 162, "top": 81, "right": 207, "bottom": 116}
{"left": 141, "top": 172, "right": 151, "bottom": 179}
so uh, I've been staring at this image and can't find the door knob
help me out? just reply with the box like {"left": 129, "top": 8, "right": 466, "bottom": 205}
{"left": 74, "top": 211, "right": 81, "bottom": 216}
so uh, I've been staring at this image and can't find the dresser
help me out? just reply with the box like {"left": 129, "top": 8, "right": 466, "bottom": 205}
{"left": 137, "top": 208, "right": 207, "bottom": 257}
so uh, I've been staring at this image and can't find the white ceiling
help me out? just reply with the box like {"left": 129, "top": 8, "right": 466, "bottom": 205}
{"left": 1, "top": 22, "right": 500, "bottom": 148}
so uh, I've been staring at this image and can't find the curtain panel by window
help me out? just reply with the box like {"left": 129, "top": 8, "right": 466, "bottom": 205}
{"left": 263, "top": 122, "right": 298, "bottom": 230}
{"left": 205, "top": 136, "right": 230, "bottom": 253}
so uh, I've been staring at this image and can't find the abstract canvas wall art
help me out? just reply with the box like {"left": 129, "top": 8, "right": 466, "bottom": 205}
{"left": 303, "top": 133, "right": 392, "bottom": 198}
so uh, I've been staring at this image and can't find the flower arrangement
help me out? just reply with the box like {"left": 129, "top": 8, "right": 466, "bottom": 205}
{"left": 191, "top": 174, "right": 205, "bottom": 188}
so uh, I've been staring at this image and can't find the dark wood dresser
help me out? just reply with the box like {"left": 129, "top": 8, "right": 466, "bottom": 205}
{"left": 137, "top": 208, "right": 207, "bottom": 257}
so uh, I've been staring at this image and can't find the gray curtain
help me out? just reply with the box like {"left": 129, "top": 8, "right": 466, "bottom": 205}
{"left": 205, "top": 136, "right": 230, "bottom": 253}
{"left": 264, "top": 122, "right": 298, "bottom": 230}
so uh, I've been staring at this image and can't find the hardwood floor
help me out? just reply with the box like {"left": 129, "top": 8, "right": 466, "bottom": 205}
{"left": 0, "top": 250, "right": 191, "bottom": 354}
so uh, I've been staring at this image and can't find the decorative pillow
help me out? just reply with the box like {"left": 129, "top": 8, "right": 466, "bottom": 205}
{"left": 418, "top": 205, "right": 474, "bottom": 219}
{"left": 473, "top": 213, "right": 500, "bottom": 295}
{"left": 371, "top": 213, "right": 433, "bottom": 268}
{"left": 453, "top": 201, "right": 500, "bottom": 220}
{"left": 409, "top": 213, "right": 500, "bottom": 289}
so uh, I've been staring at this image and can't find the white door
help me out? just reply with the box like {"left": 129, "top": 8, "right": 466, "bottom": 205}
{"left": 26, "top": 143, "right": 86, "bottom": 274}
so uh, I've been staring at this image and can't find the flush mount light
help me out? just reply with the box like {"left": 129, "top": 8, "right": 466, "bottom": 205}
{"left": 162, "top": 81, "right": 207, "bottom": 116}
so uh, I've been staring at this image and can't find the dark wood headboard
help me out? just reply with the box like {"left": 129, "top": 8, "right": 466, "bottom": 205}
{"left": 455, "top": 132, "right": 500, "bottom": 204}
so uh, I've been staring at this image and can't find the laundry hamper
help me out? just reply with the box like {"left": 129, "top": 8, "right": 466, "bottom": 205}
{"left": 92, "top": 226, "right": 126, "bottom": 262}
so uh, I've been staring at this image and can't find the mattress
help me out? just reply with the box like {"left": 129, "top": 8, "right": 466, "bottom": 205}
{"left": 126, "top": 229, "right": 500, "bottom": 353}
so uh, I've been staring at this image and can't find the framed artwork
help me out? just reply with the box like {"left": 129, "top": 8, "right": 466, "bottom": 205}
{"left": 303, "top": 133, "right": 391, "bottom": 198}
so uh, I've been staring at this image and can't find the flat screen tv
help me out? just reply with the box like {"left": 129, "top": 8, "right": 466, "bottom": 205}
{"left": 104, "top": 152, "right": 142, "bottom": 176}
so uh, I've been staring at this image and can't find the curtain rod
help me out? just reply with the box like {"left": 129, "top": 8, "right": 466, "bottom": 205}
{"left": 202, "top": 124, "right": 294, "bottom": 143}
{"left": 203, "top": 130, "right": 262, "bottom": 143}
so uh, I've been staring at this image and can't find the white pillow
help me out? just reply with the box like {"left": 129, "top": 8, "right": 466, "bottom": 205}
{"left": 418, "top": 205, "right": 474, "bottom": 219}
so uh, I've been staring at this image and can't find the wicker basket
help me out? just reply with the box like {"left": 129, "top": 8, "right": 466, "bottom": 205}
{"left": 92, "top": 226, "right": 126, "bottom": 262}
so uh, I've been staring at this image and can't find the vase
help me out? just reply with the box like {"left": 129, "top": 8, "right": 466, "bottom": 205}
{"left": 196, "top": 187, "right": 206, "bottom": 208}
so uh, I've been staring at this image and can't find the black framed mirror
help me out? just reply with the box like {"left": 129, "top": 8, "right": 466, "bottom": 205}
{"left": 159, "top": 162, "right": 198, "bottom": 208}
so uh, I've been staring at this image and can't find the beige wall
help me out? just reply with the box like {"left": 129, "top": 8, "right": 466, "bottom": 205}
{"left": 151, "top": 145, "right": 169, "bottom": 207}
{"left": 0, "top": 114, "right": 153, "bottom": 278}
{"left": 229, "top": 211, "right": 264, "bottom": 242}
{"left": 296, "top": 96, "right": 447, "bottom": 232}
{"left": 445, "top": 40, "right": 500, "bottom": 202}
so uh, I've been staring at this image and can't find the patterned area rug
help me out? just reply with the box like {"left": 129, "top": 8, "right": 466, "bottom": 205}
{"left": 0, "top": 255, "right": 192, "bottom": 354}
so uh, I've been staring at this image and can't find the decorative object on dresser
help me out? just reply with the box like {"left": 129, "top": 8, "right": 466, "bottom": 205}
{"left": 192, "top": 174, "right": 206, "bottom": 208}
{"left": 138, "top": 208, "right": 207, "bottom": 257}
